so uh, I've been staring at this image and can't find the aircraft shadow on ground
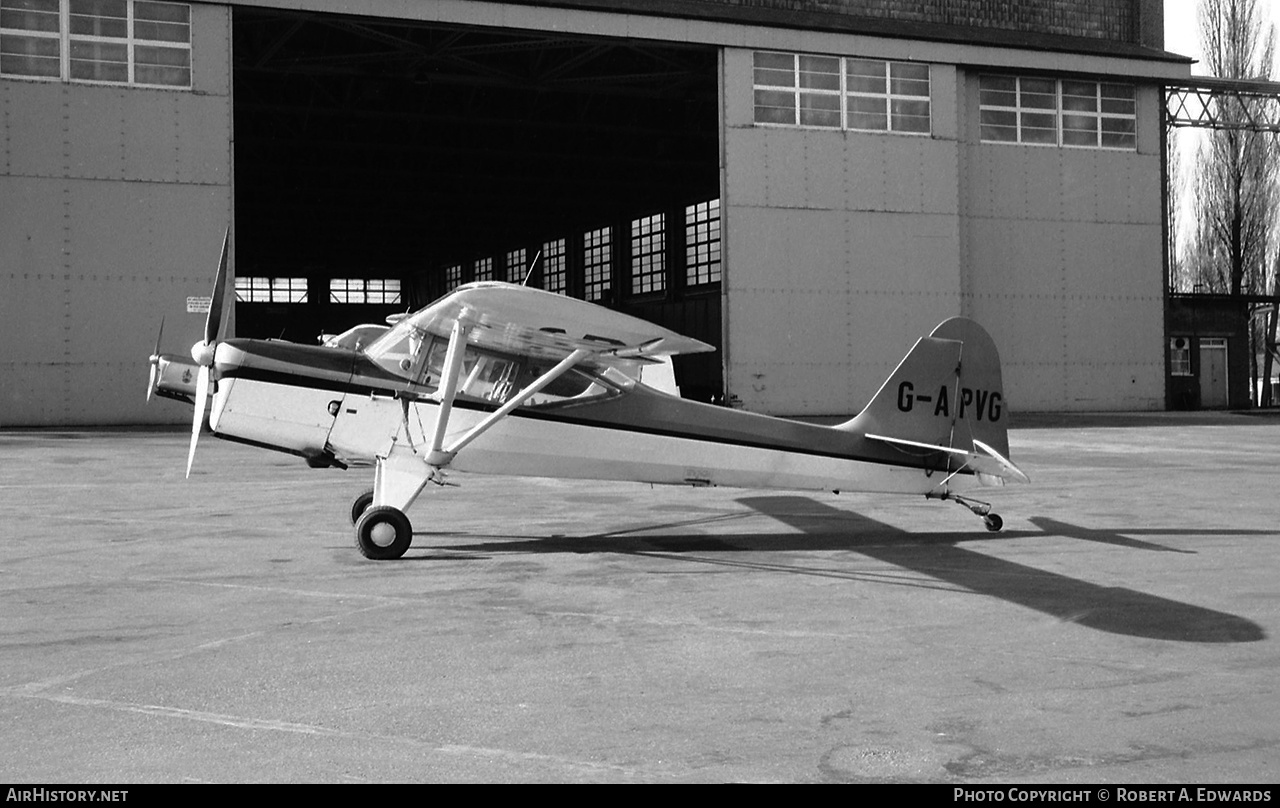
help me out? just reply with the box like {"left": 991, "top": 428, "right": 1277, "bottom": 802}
{"left": 426, "top": 495, "right": 1268, "bottom": 644}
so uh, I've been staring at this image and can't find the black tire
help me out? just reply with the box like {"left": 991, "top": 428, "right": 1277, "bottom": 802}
{"left": 983, "top": 513, "right": 1004, "bottom": 532}
{"left": 355, "top": 506, "right": 413, "bottom": 560}
{"left": 350, "top": 488, "right": 375, "bottom": 525}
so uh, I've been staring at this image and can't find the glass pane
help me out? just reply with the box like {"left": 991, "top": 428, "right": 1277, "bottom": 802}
{"left": 135, "top": 43, "right": 188, "bottom": 67}
{"left": 754, "top": 89, "right": 795, "bottom": 125}
{"left": 70, "top": 39, "right": 128, "bottom": 82}
{"left": 889, "top": 63, "right": 929, "bottom": 98}
{"left": 135, "top": 62, "right": 189, "bottom": 85}
{"left": 1021, "top": 111, "right": 1057, "bottom": 144}
{"left": 981, "top": 88, "right": 1016, "bottom": 109}
{"left": 890, "top": 61, "right": 929, "bottom": 81}
{"left": 1020, "top": 79, "right": 1057, "bottom": 110}
{"left": 846, "top": 94, "right": 886, "bottom": 130}
{"left": 1062, "top": 125, "right": 1098, "bottom": 147}
{"left": 753, "top": 51, "right": 794, "bottom": 88}
{"left": 979, "top": 75, "right": 1016, "bottom": 106}
{"left": 1101, "top": 90, "right": 1136, "bottom": 115}
{"left": 1, "top": 48, "right": 60, "bottom": 78}
{"left": 1061, "top": 84, "right": 1098, "bottom": 112}
{"left": 890, "top": 98, "right": 930, "bottom": 133}
{"left": 1101, "top": 117, "right": 1136, "bottom": 148}
{"left": 69, "top": 0, "right": 128, "bottom": 38}
{"left": 134, "top": 19, "right": 189, "bottom": 43}
{"left": 890, "top": 75, "right": 930, "bottom": 97}
{"left": 980, "top": 123, "right": 1018, "bottom": 142}
{"left": 134, "top": 0, "right": 189, "bottom": 24}
{"left": 798, "top": 54, "right": 839, "bottom": 91}
{"left": 1, "top": 0, "right": 61, "bottom": 33}
{"left": 845, "top": 59, "right": 885, "bottom": 93}
{"left": 980, "top": 109, "right": 1016, "bottom": 142}
{"left": 799, "top": 92, "right": 840, "bottom": 127}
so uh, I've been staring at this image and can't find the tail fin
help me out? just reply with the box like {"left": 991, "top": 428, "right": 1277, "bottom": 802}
{"left": 838, "top": 318, "right": 1028, "bottom": 484}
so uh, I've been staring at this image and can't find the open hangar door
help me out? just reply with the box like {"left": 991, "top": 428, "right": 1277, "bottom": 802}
{"left": 231, "top": 8, "right": 723, "bottom": 399}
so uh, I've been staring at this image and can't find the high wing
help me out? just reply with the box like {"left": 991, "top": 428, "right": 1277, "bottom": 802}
{"left": 389, "top": 281, "right": 715, "bottom": 365}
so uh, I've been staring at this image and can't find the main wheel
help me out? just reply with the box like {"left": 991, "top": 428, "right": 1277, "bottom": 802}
{"left": 350, "top": 488, "right": 375, "bottom": 525}
{"left": 355, "top": 506, "right": 413, "bottom": 560}
{"left": 983, "top": 513, "right": 1004, "bottom": 532}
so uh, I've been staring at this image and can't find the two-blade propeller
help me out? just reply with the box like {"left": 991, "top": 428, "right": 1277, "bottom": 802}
{"left": 186, "top": 230, "right": 230, "bottom": 478}
{"left": 145, "top": 317, "right": 165, "bottom": 404}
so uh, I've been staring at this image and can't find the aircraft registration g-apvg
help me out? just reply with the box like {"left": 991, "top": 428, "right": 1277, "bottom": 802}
{"left": 148, "top": 234, "right": 1028, "bottom": 560}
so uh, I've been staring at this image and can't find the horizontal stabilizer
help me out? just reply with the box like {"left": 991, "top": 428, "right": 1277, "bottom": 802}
{"left": 865, "top": 433, "right": 1029, "bottom": 484}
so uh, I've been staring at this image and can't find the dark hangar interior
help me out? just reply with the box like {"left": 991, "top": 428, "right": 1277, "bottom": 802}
{"left": 231, "top": 8, "right": 723, "bottom": 396}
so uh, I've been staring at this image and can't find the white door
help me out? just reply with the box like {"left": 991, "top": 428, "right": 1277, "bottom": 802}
{"left": 1199, "top": 338, "right": 1228, "bottom": 409}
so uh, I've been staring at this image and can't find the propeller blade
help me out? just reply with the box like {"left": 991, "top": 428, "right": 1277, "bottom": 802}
{"left": 186, "top": 365, "right": 210, "bottom": 478}
{"left": 186, "top": 232, "right": 228, "bottom": 477}
{"left": 146, "top": 317, "right": 165, "bottom": 403}
{"left": 204, "top": 230, "right": 230, "bottom": 346}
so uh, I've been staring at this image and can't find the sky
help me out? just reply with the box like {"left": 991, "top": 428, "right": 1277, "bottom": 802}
{"left": 1163, "top": 0, "right": 1280, "bottom": 74}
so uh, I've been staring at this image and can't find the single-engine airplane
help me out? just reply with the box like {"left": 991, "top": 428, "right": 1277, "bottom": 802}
{"left": 148, "top": 233, "right": 1028, "bottom": 559}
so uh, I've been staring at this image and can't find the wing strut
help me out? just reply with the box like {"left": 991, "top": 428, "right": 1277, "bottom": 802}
{"left": 426, "top": 319, "right": 472, "bottom": 463}
{"left": 425, "top": 347, "right": 593, "bottom": 466}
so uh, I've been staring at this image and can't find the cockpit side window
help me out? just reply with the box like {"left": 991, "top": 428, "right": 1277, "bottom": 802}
{"left": 365, "top": 324, "right": 620, "bottom": 407}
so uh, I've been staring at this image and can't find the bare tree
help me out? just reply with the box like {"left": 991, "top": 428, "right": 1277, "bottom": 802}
{"left": 1167, "top": 127, "right": 1187, "bottom": 292}
{"left": 1185, "top": 0, "right": 1278, "bottom": 400}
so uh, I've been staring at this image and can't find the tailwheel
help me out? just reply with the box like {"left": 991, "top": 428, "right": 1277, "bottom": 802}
{"left": 350, "top": 488, "right": 375, "bottom": 525}
{"left": 926, "top": 490, "right": 1005, "bottom": 532}
{"left": 355, "top": 506, "right": 413, "bottom": 560}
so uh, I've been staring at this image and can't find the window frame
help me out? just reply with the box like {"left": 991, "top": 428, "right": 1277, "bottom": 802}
{"left": 235, "top": 276, "right": 308, "bottom": 304}
{"left": 1, "top": 0, "right": 191, "bottom": 88}
{"left": 753, "top": 50, "right": 931, "bottom": 136}
{"left": 629, "top": 212, "right": 665, "bottom": 296}
{"left": 582, "top": 226, "right": 612, "bottom": 302}
{"left": 979, "top": 74, "right": 1137, "bottom": 151}
{"left": 329, "top": 278, "right": 402, "bottom": 305}
{"left": 541, "top": 238, "right": 567, "bottom": 295}
{"left": 684, "top": 199, "right": 721, "bottom": 287}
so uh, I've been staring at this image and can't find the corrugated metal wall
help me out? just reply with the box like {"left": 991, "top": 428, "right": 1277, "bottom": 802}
{"left": 722, "top": 51, "right": 964, "bottom": 414}
{"left": 958, "top": 75, "right": 1166, "bottom": 413}
{"left": 721, "top": 48, "right": 1166, "bottom": 415}
{"left": 0, "top": 4, "right": 233, "bottom": 427}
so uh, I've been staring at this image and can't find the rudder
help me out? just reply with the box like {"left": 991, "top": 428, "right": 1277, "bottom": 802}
{"left": 838, "top": 317, "right": 1014, "bottom": 463}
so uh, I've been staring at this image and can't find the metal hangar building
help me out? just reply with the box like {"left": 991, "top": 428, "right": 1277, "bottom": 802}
{"left": 0, "top": 0, "right": 1189, "bottom": 426}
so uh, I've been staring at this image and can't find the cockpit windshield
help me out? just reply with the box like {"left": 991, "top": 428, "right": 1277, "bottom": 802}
{"left": 364, "top": 321, "right": 618, "bottom": 408}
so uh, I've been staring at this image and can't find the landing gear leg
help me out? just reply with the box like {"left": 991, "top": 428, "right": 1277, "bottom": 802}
{"left": 926, "top": 490, "right": 1004, "bottom": 532}
{"left": 351, "top": 443, "right": 439, "bottom": 560}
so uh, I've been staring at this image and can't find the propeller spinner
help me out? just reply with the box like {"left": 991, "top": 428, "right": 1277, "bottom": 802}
{"left": 186, "top": 230, "right": 231, "bottom": 478}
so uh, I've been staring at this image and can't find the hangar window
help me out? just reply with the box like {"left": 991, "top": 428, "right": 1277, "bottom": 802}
{"left": 630, "top": 213, "right": 665, "bottom": 295}
{"left": 754, "top": 51, "right": 930, "bottom": 134}
{"left": 444, "top": 263, "right": 463, "bottom": 291}
{"left": 583, "top": 227, "right": 612, "bottom": 302}
{"left": 846, "top": 59, "right": 931, "bottom": 134}
{"left": 1, "top": 0, "right": 61, "bottom": 78}
{"left": 329, "top": 278, "right": 401, "bottom": 305}
{"left": 505, "top": 248, "right": 526, "bottom": 284}
{"left": 542, "top": 238, "right": 567, "bottom": 295}
{"left": 685, "top": 199, "right": 721, "bottom": 286}
{"left": 0, "top": 0, "right": 189, "bottom": 87}
{"left": 753, "top": 51, "right": 840, "bottom": 128}
{"left": 979, "top": 75, "right": 1135, "bottom": 150}
{"left": 235, "top": 276, "right": 308, "bottom": 303}
{"left": 473, "top": 257, "right": 494, "bottom": 283}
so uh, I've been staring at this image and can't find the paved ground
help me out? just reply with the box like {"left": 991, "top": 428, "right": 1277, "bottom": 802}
{"left": 1, "top": 414, "right": 1277, "bottom": 783}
